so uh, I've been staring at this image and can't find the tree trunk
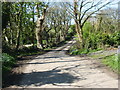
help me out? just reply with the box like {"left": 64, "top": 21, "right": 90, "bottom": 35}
{"left": 16, "top": 28, "right": 20, "bottom": 50}
{"left": 36, "top": 18, "right": 43, "bottom": 49}
{"left": 74, "top": 0, "right": 83, "bottom": 43}
{"left": 75, "top": 21, "right": 83, "bottom": 43}
{"left": 16, "top": 3, "right": 23, "bottom": 50}
{"left": 35, "top": 5, "right": 47, "bottom": 49}
{"left": 32, "top": 6, "right": 35, "bottom": 47}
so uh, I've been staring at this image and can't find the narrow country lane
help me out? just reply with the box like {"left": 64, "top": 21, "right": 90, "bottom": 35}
{"left": 7, "top": 40, "right": 118, "bottom": 88}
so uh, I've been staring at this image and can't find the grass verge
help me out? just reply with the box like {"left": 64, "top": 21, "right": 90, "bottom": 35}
{"left": 69, "top": 46, "right": 102, "bottom": 56}
{"left": 102, "top": 54, "right": 119, "bottom": 74}
{"left": 69, "top": 44, "right": 120, "bottom": 74}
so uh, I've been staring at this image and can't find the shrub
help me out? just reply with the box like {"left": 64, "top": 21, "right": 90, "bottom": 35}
{"left": 102, "top": 54, "right": 119, "bottom": 73}
{"left": 2, "top": 53, "right": 15, "bottom": 75}
{"left": 113, "top": 31, "right": 120, "bottom": 45}
{"left": 2, "top": 53, "right": 15, "bottom": 65}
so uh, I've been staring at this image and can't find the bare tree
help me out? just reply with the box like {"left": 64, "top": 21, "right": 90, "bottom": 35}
{"left": 66, "top": 0, "right": 111, "bottom": 47}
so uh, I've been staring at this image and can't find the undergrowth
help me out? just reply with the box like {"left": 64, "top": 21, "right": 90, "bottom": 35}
{"left": 102, "top": 54, "right": 119, "bottom": 73}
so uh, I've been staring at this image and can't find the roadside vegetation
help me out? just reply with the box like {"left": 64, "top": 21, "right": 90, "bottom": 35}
{"left": 68, "top": 1, "right": 119, "bottom": 73}
{"left": 69, "top": 20, "right": 119, "bottom": 55}
{"left": 102, "top": 54, "right": 119, "bottom": 73}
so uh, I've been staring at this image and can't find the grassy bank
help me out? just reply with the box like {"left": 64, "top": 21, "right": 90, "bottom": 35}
{"left": 2, "top": 53, "right": 16, "bottom": 76}
{"left": 69, "top": 45, "right": 102, "bottom": 55}
{"left": 68, "top": 44, "right": 119, "bottom": 74}
{"left": 102, "top": 54, "right": 119, "bottom": 74}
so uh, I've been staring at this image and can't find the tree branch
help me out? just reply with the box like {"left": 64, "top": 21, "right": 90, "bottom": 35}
{"left": 81, "top": 2, "right": 111, "bottom": 28}
{"left": 80, "top": 0, "right": 101, "bottom": 21}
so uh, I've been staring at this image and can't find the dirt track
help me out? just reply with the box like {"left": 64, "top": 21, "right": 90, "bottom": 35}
{"left": 6, "top": 40, "right": 118, "bottom": 88}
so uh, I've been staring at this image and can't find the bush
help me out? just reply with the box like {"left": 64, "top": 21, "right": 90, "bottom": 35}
{"left": 113, "top": 31, "right": 120, "bottom": 46}
{"left": 69, "top": 21, "right": 119, "bottom": 56}
{"left": 2, "top": 53, "right": 15, "bottom": 75}
{"left": 102, "top": 54, "right": 119, "bottom": 73}
{"left": 2, "top": 53, "right": 15, "bottom": 64}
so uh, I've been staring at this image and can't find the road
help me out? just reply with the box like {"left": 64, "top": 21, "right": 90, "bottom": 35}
{"left": 7, "top": 40, "right": 118, "bottom": 88}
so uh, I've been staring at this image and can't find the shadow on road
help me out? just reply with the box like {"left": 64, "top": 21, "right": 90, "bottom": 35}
{"left": 3, "top": 69, "right": 81, "bottom": 88}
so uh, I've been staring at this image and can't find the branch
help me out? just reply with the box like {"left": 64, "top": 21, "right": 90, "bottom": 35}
{"left": 80, "top": 0, "right": 101, "bottom": 21}
{"left": 82, "top": 1, "right": 91, "bottom": 7}
{"left": 67, "top": 8, "right": 75, "bottom": 17}
{"left": 78, "top": 0, "right": 84, "bottom": 21}
{"left": 66, "top": 2, "right": 74, "bottom": 11}
{"left": 81, "top": 2, "right": 111, "bottom": 28}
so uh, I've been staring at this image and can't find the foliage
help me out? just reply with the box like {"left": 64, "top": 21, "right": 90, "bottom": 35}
{"left": 69, "top": 9, "right": 120, "bottom": 55}
{"left": 2, "top": 2, "right": 73, "bottom": 51}
{"left": 112, "top": 31, "right": 120, "bottom": 46}
{"left": 17, "top": 46, "right": 45, "bottom": 57}
{"left": 2, "top": 53, "right": 15, "bottom": 75}
{"left": 69, "top": 45, "right": 102, "bottom": 55}
{"left": 2, "top": 2, "right": 11, "bottom": 29}
{"left": 102, "top": 54, "right": 119, "bottom": 73}
{"left": 68, "top": 25, "right": 76, "bottom": 35}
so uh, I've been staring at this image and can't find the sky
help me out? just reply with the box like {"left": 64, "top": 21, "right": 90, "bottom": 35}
{"left": 26, "top": 0, "right": 119, "bottom": 24}
{"left": 3, "top": 0, "right": 119, "bottom": 9}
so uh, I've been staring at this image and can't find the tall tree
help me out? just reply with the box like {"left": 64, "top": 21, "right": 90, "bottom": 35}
{"left": 35, "top": 3, "right": 48, "bottom": 49}
{"left": 16, "top": 2, "right": 24, "bottom": 50}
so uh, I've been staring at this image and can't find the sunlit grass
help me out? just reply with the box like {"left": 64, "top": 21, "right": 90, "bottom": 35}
{"left": 69, "top": 47, "right": 102, "bottom": 55}
{"left": 102, "top": 54, "right": 119, "bottom": 73}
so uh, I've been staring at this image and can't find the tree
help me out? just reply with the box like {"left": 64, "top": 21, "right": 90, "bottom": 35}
{"left": 66, "top": 0, "right": 111, "bottom": 47}
{"left": 16, "top": 2, "right": 24, "bottom": 50}
{"left": 35, "top": 3, "right": 48, "bottom": 49}
{"left": 2, "top": 2, "right": 12, "bottom": 29}
{"left": 2, "top": 2, "right": 73, "bottom": 52}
